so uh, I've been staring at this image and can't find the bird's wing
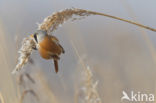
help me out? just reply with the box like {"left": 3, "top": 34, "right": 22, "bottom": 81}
{"left": 53, "top": 60, "right": 58, "bottom": 73}
{"left": 49, "top": 35, "right": 59, "bottom": 42}
{"left": 49, "top": 36, "right": 65, "bottom": 53}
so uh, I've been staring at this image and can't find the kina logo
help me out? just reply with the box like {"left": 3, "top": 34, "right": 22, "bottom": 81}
{"left": 121, "top": 90, "right": 154, "bottom": 102}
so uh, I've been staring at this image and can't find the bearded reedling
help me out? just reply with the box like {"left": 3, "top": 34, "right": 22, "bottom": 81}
{"left": 30, "top": 30, "right": 64, "bottom": 73}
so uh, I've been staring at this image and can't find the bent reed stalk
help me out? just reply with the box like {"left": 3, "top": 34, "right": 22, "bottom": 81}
{"left": 39, "top": 8, "right": 156, "bottom": 33}
{"left": 86, "top": 10, "right": 156, "bottom": 32}
{"left": 13, "top": 8, "right": 156, "bottom": 74}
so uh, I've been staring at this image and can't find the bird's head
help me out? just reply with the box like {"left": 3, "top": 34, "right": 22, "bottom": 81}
{"left": 30, "top": 30, "right": 47, "bottom": 43}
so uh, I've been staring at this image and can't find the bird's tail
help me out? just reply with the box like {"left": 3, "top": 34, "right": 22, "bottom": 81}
{"left": 53, "top": 60, "right": 58, "bottom": 73}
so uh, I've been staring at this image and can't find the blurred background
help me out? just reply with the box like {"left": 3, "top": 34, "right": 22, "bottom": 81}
{"left": 0, "top": 0, "right": 156, "bottom": 103}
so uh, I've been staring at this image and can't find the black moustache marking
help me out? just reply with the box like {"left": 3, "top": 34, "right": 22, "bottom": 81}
{"left": 34, "top": 33, "right": 38, "bottom": 43}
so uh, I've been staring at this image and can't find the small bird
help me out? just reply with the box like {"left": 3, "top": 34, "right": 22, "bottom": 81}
{"left": 31, "top": 30, "right": 65, "bottom": 73}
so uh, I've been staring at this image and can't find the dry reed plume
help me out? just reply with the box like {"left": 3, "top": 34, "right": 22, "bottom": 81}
{"left": 81, "top": 66, "right": 101, "bottom": 103}
{"left": 13, "top": 8, "right": 156, "bottom": 74}
{"left": 71, "top": 41, "right": 101, "bottom": 103}
{"left": 12, "top": 37, "right": 36, "bottom": 74}
{"left": 74, "top": 66, "right": 101, "bottom": 103}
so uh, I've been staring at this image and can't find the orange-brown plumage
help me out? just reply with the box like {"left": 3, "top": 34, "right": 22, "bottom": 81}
{"left": 38, "top": 35, "right": 63, "bottom": 59}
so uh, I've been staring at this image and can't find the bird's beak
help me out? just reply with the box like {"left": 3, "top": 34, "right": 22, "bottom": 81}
{"left": 30, "top": 34, "right": 34, "bottom": 38}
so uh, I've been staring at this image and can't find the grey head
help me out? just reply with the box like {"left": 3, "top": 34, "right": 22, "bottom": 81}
{"left": 33, "top": 30, "right": 47, "bottom": 43}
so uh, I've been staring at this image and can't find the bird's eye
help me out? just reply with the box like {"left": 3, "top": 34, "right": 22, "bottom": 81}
{"left": 34, "top": 33, "right": 38, "bottom": 43}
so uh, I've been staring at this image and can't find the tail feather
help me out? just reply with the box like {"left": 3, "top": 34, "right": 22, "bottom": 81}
{"left": 53, "top": 60, "right": 58, "bottom": 73}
